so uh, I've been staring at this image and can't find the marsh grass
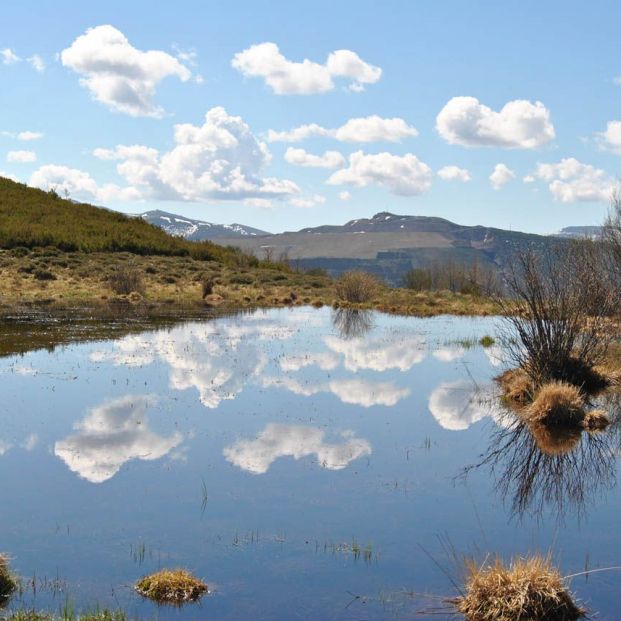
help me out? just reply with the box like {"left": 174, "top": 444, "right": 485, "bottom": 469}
{"left": 527, "top": 382, "right": 585, "bottom": 426}
{"left": 452, "top": 554, "right": 585, "bottom": 621}
{"left": 0, "top": 554, "right": 18, "bottom": 605}
{"left": 134, "top": 569, "right": 207, "bottom": 604}
{"left": 335, "top": 271, "right": 381, "bottom": 303}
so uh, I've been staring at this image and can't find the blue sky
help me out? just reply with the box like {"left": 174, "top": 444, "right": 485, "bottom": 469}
{"left": 1, "top": 0, "right": 621, "bottom": 234}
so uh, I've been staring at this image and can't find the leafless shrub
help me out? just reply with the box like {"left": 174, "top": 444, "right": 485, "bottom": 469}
{"left": 335, "top": 270, "right": 381, "bottom": 303}
{"left": 109, "top": 265, "right": 145, "bottom": 295}
{"left": 497, "top": 242, "right": 619, "bottom": 390}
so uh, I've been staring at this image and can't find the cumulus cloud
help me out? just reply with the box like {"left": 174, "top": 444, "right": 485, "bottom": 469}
{"left": 533, "top": 158, "right": 615, "bottom": 202}
{"left": 437, "top": 165, "right": 471, "bottom": 182}
{"left": 1, "top": 48, "right": 20, "bottom": 64}
{"left": 339, "top": 191, "right": 351, "bottom": 200}
{"left": 223, "top": 424, "right": 371, "bottom": 474}
{"left": 428, "top": 381, "right": 501, "bottom": 431}
{"left": 61, "top": 25, "right": 192, "bottom": 117}
{"left": 329, "top": 378, "right": 410, "bottom": 407}
{"left": 432, "top": 346, "right": 466, "bottom": 362}
{"left": 232, "top": 42, "right": 381, "bottom": 95}
{"left": 284, "top": 147, "right": 345, "bottom": 168}
{"left": 324, "top": 334, "right": 426, "bottom": 372}
{"left": 489, "top": 163, "right": 515, "bottom": 190}
{"left": 18, "top": 131, "right": 43, "bottom": 141}
{"left": 327, "top": 150, "right": 432, "bottom": 196}
{"left": 7, "top": 150, "right": 36, "bottom": 163}
{"left": 27, "top": 54, "right": 45, "bottom": 72}
{"left": 29, "top": 164, "right": 141, "bottom": 203}
{"left": 598, "top": 120, "right": 621, "bottom": 154}
{"left": 436, "top": 96, "right": 555, "bottom": 149}
{"left": 92, "top": 107, "right": 300, "bottom": 202}
{"left": 290, "top": 194, "right": 326, "bottom": 208}
{"left": 54, "top": 395, "right": 183, "bottom": 483}
{"left": 268, "top": 115, "right": 417, "bottom": 143}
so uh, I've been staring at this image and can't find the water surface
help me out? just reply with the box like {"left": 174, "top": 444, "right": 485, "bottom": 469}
{"left": 1, "top": 307, "right": 620, "bottom": 619}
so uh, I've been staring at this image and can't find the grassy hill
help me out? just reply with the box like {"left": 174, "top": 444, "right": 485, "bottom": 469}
{"left": 0, "top": 177, "right": 246, "bottom": 263}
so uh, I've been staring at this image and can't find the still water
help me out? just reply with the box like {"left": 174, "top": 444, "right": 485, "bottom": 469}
{"left": 0, "top": 307, "right": 620, "bottom": 619}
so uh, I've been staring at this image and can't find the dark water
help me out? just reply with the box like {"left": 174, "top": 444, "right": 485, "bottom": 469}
{"left": 1, "top": 307, "right": 620, "bottom": 619}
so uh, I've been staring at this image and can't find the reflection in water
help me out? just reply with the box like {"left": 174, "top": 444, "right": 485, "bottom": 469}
{"left": 432, "top": 346, "right": 466, "bottom": 362}
{"left": 462, "top": 407, "right": 619, "bottom": 520}
{"left": 262, "top": 375, "right": 410, "bottom": 407}
{"left": 428, "top": 380, "right": 502, "bottom": 431}
{"left": 332, "top": 309, "right": 374, "bottom": 340}
{"left": 55, "top": 395, "right": 183, "bottom": 483}
{"left": 223, "top": 424, "right": 371, "bottom": 474}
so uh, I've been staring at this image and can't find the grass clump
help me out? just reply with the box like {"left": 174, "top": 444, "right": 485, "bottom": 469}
{"left": 527, "top": 382, "right": 585, "bottom": 426}
{"left": 108, "top": 266, "right": 144, "bottom": 295}
{"left": 582, "top": 409, "right": 610, "bottom": 431}
{"left": 453, "top": 555, "right": 585, "bottom": 621}
{"left": 498, "top": 368, "right": 533, "bottom": 405}
{"left": 335, "top": 270, "right": 381, "bottom": 303}
{"left": 0, "top": 554, "right": 18, "bottom": 604}
{"left": 479, "top": 335, "right": 495, "bottom": 347}
{"left": 135, "top": 569, "right": 207, "bottom": 604}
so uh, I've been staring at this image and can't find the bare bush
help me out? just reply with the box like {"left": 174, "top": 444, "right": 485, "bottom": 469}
{"left": 335, "top": 271, "right": 381, "bottom": 303}
{"left": 497, "top": 242, "right": 619, "bottom": 389}
{"left": 201, "top": 277, "right": 214, "bottom": 299}
{"left": 109, "top": 265, "right": 145, "bottom": 295}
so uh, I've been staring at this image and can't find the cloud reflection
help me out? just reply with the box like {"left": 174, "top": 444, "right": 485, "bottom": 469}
{"left": 223, "top": 424, "right": 371, "bottom": 474}
{"left": 54, "top": 395, "right": 182, "bottom": 483}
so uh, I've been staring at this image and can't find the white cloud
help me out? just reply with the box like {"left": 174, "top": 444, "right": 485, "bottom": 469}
{"left": 428, "top": 381, "right": 500, "bottom": 431}
{"left": 338, "top": 191, "right": 351, "bottom": 201}
{"left": 223, "top": 424, "right": 371, "bottom": 474}
{"left": 268, "top": 115, "right": 417, "bottom": 143}
{"left": 267, "top": 124, "right": 330, "bottom": 143}
{"left": 334, "top": 115, "right": 418, "bottom": 142}
{"left": 244, "top": 198, "right": 274, "bottom": 208}
{"left": 598, "top": 120, "right": 621, "bottom": 154}
{"left": 489, "top": 163, "right": 515, "bottom": 190}
{"left": 325, "top": 334, "right": 426, "bottom": 371}
{"left": 433, "top": 346, "right": 466, "bottom": 362}
{"left": 437, "top": 165, "right": 471, "bottom": 182}
{"left": 232, "top": 42, "right": 381, "bottom": 95}
{"left": 290, "top": 194, "right": 326, "bottom": 208}
{"left": 280, "top": 351, "right": 340, "bottom": 372}
{"left": 436, "top": 96, "right": 555, "bottom": 149}
{"left": 523, "top": 174, "right": 535, "bottom": 183}
{"left": 54, "top": 395, "right": 182, "bottom": 483}
{"left": 22, "top": 434, "right": 39, "bottom": 451}
{"left": 27, "top": 54, "right": 45, "bottom": 72}
{"left": 7, "top": 150, "right": 36, "bottom": 163}
{"left": 329, "top": 378, "right": 410, "bottom": 407}
{"left": 60, "top": 25, "right": 192, "bottom": 117}
{"left": 284, "top": 147, "right": 345, "bottom": 168}
{"left": 533, "top": 158, "right": 616, "bottom": 202}
{"left": 327, "top": 150, "right": 432, "bottom": 196}
{"left": 1, "top": 48, "right": 20, "bottom": 65}
{"left": 92, "top": 107, "right": 300, "bottom": 202}
{"left": 18, "top": 131, "right": 43, "bottom": 141}
{"left": 30, "top": 164, "right": 141, "bottom": 203}
{"left": 0, "top": 171, "right": 19, "bottom": 182}
{"left": 0, "top": 440, "right": 12, "bottom": 455}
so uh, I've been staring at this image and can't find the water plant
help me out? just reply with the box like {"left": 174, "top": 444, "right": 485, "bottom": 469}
{"left": 0, "top": 554, "right": 18, "bottom": 605}
{"left": 452, "top": 554, "right": 585, "bottom": 621}
{"left": 134, "top": 569, "right": 207, "bottom": 604}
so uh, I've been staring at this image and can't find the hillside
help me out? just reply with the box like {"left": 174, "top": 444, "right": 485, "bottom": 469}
{"left": 554, "top": 225, "right": 603, "bottom": 240}
{"left": 215, "top": 211, "right": 562, "bottom": 285}
{"left": 139, "top": 209, "right": 271, "bottom": 240}
{"left": 0, "top": 177, "right": 244, "bottom": 263}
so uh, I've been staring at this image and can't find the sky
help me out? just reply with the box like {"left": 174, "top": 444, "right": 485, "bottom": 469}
{"left": 1, "top": 0, "right": 621, "bottom": 234}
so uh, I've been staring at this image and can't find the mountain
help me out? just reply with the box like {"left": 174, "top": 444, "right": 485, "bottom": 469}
{"left": 139, "top": 209, "right": 271, "bottom": 241}
{"left": 553, "top": 225, "right": 603, "bottom": 240}
{"left": 211, "top": 211, "right": 564, "bottom": 285}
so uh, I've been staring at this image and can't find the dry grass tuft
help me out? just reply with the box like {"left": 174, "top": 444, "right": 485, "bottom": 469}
{"left": 527, "top": 382, "right": 585, "bottom": 426}
{"left": 135, "top": 569, "right": 207, "bottom": 604}
{"left": 335, "top": 270, "right": 381, "bottom": 303}
{"left": 454, "top": 554, "right": 585, "bottom": 621}
{"left": 582, "top": 409, "right": 611, "bottom": 431}
{"left": 0, "top": 554, "right": 18, "bottom": 603}
{"left": 529, "top": 421, "right": 583, "bottom": 456}
{"left": 497, "top": 368, "right": 533, "bottom": 405}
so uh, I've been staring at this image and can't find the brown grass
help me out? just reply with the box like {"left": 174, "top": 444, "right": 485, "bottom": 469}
{"left": 582, "top": 409, "right": 611, "bottom": 431}
{"left": 497, "top": 368, "right": 533, "bottom": 405}
{"left": 134, "top": 568, "right": 207, "bottom": 604}
{"left": 334, "top": 270, "right": 381, "bottom": 303}
{"left": 453, "top": 554, "right": 585, "bottom": 621}
{"left": 0, "top": 554, "right": 17, "bottom": 603}
{"left": 529, "top": 421, "right": 583, "bottom": 456}
{"left": 526, "top": 382, "right": 585, "bottom": 426}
